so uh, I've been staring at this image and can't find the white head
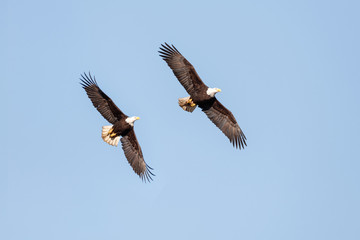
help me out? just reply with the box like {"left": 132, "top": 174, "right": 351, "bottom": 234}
{"left": 125, "top": 116, "right": 140, "bottom": 127}
{"left": 206, "top": 87, "right": 222, "bottom": 97}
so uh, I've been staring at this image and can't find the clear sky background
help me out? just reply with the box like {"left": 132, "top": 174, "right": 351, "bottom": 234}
{"left": 2, "top": 0, "right": 360, "bottom": 239}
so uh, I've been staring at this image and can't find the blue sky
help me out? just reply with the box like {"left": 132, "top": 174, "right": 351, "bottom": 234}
{"left": 2, "top": 0, "right": 360, "bottom": 239}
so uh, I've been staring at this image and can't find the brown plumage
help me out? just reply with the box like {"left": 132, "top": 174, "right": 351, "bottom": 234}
{"left": 159, "top": 43, "right": 247, "bottom": 149}
{"left": 80, "top": 72, "right": 154, "bottom": 182}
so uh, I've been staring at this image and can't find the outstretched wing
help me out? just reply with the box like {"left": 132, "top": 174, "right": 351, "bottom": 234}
{"left": 120, "top": 129, "right": 154, "bottom": 182}
{"left": 202, "top": 99, "right": 247, "bottom": 149}
{"left": 80, "top": 72, "right": 126, "bottom": 124}
{"left": 159, "top": 43, "right": 208, "bottom": 96}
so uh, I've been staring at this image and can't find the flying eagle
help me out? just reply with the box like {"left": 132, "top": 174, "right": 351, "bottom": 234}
{"left": 80, "top": 72, "right": 154, "bottom": 182}
{"left": 159, "top": 43, "right": 247, "bottom": 149}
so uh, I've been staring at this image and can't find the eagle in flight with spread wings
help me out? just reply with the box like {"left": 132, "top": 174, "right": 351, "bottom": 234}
{"left": 80, "top": 72, "right": 154, "bottom": 182}
{"left": 159, "top": 43, "right": 247, "bottom": 149}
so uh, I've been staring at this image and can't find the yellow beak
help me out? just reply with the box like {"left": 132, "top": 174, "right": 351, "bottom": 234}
{"left": 217, "top": 88, "right": 222, "bottom": 92}
{"left": 136, "top": 117, "right": 140, "bottom": 120}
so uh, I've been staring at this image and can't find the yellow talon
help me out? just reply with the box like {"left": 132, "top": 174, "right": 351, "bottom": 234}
{"left": 187, "top": 98, "right": 196, "bottom": 106}
{"left": 110, "top": 132, "right": 117, "bottom": 138}
{"left": 108, "top": 128, "right": 114, "bottom": 134}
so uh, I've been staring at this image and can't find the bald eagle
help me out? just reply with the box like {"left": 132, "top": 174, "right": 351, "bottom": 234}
{"left": 159, "top": 43, "right": 247, "bottom": 149}
{"left": 80, "top": 72, "right": 154, "bottom": 182}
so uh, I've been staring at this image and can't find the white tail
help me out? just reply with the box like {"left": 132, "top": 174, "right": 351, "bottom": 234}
{"left": 101, "top": 125, "right": 120, "bottom": 146}
{"left": 178, "top": 96, "right": 197, "bottom": 112}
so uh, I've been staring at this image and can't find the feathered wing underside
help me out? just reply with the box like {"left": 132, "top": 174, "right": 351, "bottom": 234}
{"left": 120, "top": 129, "right": 154, "bottom": 182}
{"left": 159, "top": 43, "right": 207, "bottom": 96}
{"left": 202, "top": 99, "right": 247, "bottom": 149}
{"left": 80, "top": 72, "right": 126, "bottom": 124}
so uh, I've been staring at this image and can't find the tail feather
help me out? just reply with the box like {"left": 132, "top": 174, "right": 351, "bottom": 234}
{"left": 101, "top": 125, "right": 120, "bottom": 146}
{"left": 178, "top": 96, "right": 197, "bottom": 112}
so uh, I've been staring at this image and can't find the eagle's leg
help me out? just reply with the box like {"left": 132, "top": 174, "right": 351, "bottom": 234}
{"left": 178, "top": 96, "right": 197, "bottom": 113}
{"left": 187, "top": 98, "right": 196, "bottom": 107}
{"left": 107, "top": 128, "right": 116, "bottom": 137}
{"left": 101, "top": 125, "right": 120, "bottom": 146}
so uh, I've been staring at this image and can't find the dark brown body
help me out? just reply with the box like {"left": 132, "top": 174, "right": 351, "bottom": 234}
{"left": 196, "top": 97, "right": 215, "bottom": 111}
{"left": 112, "top": 119, "right": 132, "bottom": 137}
